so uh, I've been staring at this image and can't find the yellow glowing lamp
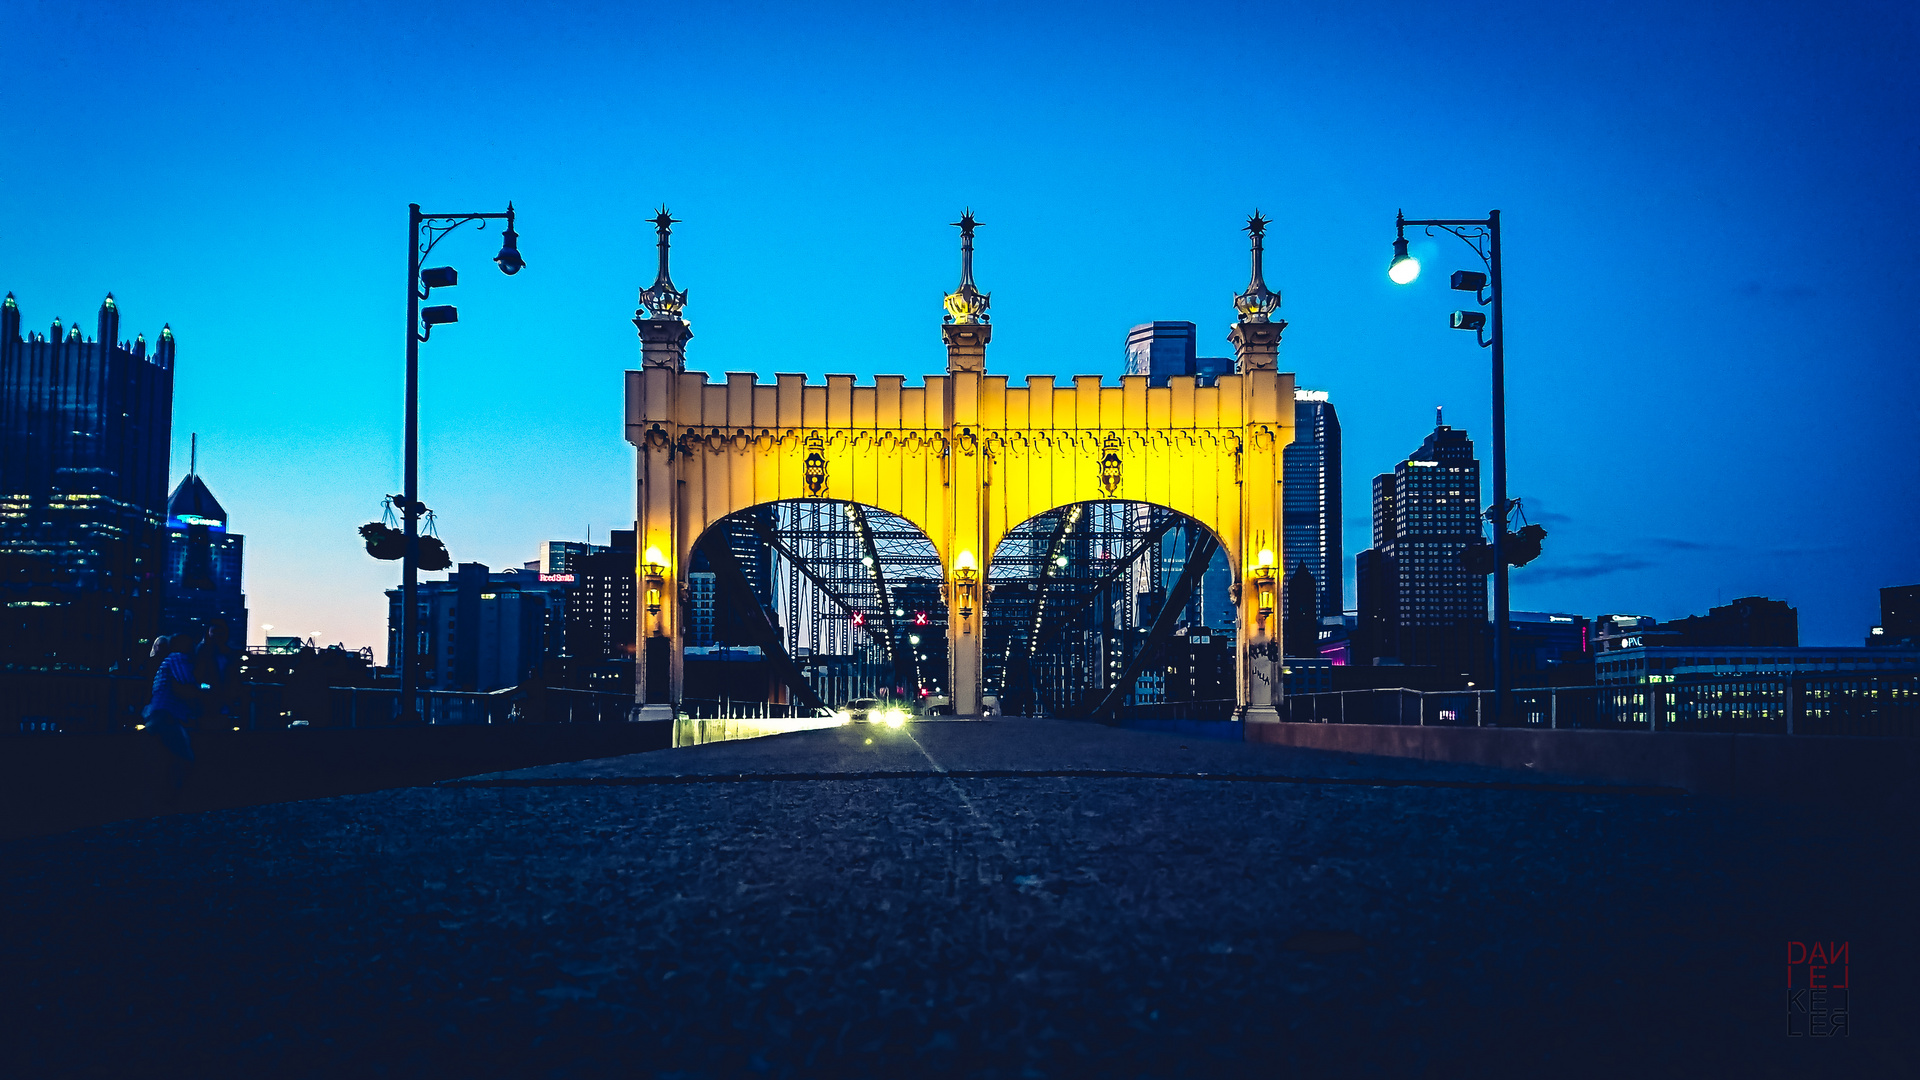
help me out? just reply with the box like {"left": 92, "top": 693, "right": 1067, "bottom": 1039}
{"left": 954, "top": 549, "right": 980, "bottom": 630}
{"left": 642, "top": 545, "right": 669, "bottom": 616}
{"left": 1252, "top": 548, "right": 1277, "bottom": 631}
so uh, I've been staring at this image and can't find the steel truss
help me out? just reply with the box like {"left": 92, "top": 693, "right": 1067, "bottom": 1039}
{"left": 698, "top": 498, "right": 1215, "bottom": 715}
{"left": 983, "top": 501, "right": 1215, "bottom": 717}
{"left": 700, "top": 500, "right": 947, "bottom": 707}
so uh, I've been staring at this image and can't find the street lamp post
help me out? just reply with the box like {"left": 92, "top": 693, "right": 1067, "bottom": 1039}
{"left": 1387, "top": 209, "right": 1512, "bottom": 725}
{"left": 400, "top": 202, "right": 523, "bottom": 723}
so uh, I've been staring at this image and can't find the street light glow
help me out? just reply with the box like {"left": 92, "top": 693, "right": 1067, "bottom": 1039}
{"left": 1389, "top": 235, "right": 1420, "bottom": 284}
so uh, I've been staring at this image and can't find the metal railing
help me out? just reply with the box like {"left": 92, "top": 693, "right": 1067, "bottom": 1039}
{"left": 1281, "top": 675, "right": 1920, "bottom": 738}
{"left": 1114, "top": 698, "right": 1237, "bottom": 721}
{"left": 2, "top": 672, "right": 643, "bottom": 734}
{"left": 676, "top": 698, "right": 836, "bottom": 720}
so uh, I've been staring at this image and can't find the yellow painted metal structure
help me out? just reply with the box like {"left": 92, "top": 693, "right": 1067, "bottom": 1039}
{"left": 625, "top": 215, "right": 1295, "bottom": 720}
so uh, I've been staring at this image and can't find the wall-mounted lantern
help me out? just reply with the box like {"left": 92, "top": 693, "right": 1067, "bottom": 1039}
{"left": 954, "top": 549, "right": 979, "bottom": 632}
{"left": 1253, "top": 547, "right": 1277, "bottom": 635}
{"left": 642, "top": 545, "right": 669, "bottom": 616}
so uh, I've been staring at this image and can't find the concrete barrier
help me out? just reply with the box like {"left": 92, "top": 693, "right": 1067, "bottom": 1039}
{"left": 0, "top": 723, "right": 671, "bottom": 841}
{"left": 1247, "top": 722, "right": 1920, "bottom": 824}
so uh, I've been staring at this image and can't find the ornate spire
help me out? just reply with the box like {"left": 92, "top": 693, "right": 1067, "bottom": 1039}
{"left": 636, "top": 206, "right": 688, "bottom": 322}
{"left": 942, "top": 209, "right": 991, "bottom": 325}
{"left": 99, "top": 291, "right": 119, "bottom": 347}
{"left": 1232, "top": 210, "right": 1282, "bottom": 323}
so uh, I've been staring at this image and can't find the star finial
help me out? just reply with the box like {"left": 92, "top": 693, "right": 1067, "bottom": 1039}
{"left": 638, "top": 205, "right": 688, "bottom": 322}
{"left": 1233, "top": 210, "right": 1281, "bottom": 324}
{"left": 943, "top": 208, "right": 990, "bottom": 324}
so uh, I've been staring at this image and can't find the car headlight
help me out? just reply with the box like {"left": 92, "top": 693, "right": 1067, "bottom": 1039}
{"left": 834, "top": 710, "right": 851, "bottom": 725}
{"left": 882, "top": 708, "right": 907, "bottom": 727}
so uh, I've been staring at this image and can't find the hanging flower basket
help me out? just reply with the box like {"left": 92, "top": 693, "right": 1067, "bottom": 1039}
{"left": 360, "top": 522, "right": 406, "bottom": 561}
{"left": 418, "top": 535, "right": 452, "bottom": 572}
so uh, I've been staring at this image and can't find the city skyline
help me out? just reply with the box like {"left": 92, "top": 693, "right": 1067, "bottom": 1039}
{"left": 4, "top": 2, "right": 1915, "bottom": 653}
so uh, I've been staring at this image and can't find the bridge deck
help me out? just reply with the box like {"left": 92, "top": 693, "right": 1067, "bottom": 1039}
{"left": 4, "top": 720, "right": 1909, "bottom": 1075}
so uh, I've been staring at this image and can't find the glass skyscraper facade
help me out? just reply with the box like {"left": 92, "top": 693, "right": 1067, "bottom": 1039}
{"left": 1282, "top": 388, "right": 1341, "bottom": 631}
{"left": 0, "top": 293, "right": 174, "bottom": 672}
{"left": 159, "top": 468, "right": 248, "bottom": 644}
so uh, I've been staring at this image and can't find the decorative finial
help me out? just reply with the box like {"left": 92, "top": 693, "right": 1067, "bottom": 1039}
{"left": 637, "top": 205, "right": 689, "bottom": 322}
{"left": 943, "top": 208, "right": 991, "bottom": 325}
{"left": 1233, "top": 209, "right": 1282, "bottom": 323}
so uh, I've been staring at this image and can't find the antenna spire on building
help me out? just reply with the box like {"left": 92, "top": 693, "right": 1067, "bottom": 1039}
{"left": 190, "top": 432, "right": 198, "bottom": 477}
{"left": 1436, "top": 406, "right": 1443, "bottom": 428}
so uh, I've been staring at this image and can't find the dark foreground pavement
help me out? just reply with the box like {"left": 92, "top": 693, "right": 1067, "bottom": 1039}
{"left": 3, "top": 720, "right": 1913, "bottom": 1078}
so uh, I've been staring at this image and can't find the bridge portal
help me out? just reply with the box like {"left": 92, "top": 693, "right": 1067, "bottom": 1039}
{"left": 626, "top": 209, "right": 1296, "bottom": 720}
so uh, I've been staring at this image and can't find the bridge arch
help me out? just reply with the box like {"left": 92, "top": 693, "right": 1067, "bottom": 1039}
{"left": 679, "top": 498, "right": 950, "bottom": 712}
{"left": 983, "top": 500, "right": 1234, "bottom": 718}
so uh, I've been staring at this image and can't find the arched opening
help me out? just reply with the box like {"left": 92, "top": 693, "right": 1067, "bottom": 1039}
{"left": 984, "top": 500, "right": 1235, "bottom": 719}
{"left": 682, "top": 500, "right": 949, "bottom": 716}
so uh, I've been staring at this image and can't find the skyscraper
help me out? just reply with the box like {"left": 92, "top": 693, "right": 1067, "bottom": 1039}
{"left": 0, "top": 293, "right": 174, "bottom": 672}
{"left": 1283, "top": 388, "right": 1341, "bottom": 626}
{"left": 1355, "top": 414, "right": 1487, "bottom": 676}
{"left": 159, "top": 444, "right": 248, "bottom": 644}
{"left": 1124, "top": 321, "right": 1235, "bottom": 388}
{"left": 1123, "top": 322, "right": 1198, "bottom": 385}
{"left": 564, "top": 529, "right": 637, "bottom": 692}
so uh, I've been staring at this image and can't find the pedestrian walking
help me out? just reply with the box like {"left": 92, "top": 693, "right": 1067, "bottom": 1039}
{"left": 144, "top": 632, "right": 202, "bottom": 790}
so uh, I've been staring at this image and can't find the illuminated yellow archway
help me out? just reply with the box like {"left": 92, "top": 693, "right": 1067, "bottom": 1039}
{"left": 625, "top": 210, "right": 1295, "bottom": 719}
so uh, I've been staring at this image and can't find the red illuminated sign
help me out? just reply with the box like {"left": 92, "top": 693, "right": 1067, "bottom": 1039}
{"left": 851, "top": 612, "right": 865, "bottom": 627}
{"left": 538, "top": 574, "right": 575, "bottom": 582}
{"left": 913, "top": 611, "right": 929, "bottom": 626}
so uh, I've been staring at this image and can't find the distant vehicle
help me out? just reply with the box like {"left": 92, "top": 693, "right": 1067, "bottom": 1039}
{"left": 837, "top": 698, "right": 909, "bottom": 727}
{"left": 287, "top": 719, "right": 310, "bottom": 728}
{"left": 923, "top": 695, "right": 952, "bottom": 716}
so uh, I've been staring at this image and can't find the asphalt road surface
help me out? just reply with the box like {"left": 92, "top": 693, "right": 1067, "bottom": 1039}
{"left": 4, "top": 719, "right": 1912, "bottom": 1078}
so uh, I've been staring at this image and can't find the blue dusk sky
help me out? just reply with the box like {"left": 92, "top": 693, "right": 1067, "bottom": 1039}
{"left": 3, "top": 1, "right": 1915, "bottom": 655}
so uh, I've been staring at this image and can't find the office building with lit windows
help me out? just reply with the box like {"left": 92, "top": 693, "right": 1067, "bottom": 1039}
{"left": 0, "top": 293, "right": 174, "bottom": 672}
{"left": 158, "top": 465, "right": 247, "bottom": 643}
{"left": 1283, "top": 388, "right": 1342, "bottom": 628}
{"left": 1355, "top": 416, "right": 1487, "bottom": 676}
{"left": 386, "top": 562, "right": 574, "bottom": 693}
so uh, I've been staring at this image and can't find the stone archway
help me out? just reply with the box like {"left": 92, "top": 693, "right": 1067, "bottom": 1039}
{"left": 625, "top": 211, "right": 1295, "bottom": 720}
